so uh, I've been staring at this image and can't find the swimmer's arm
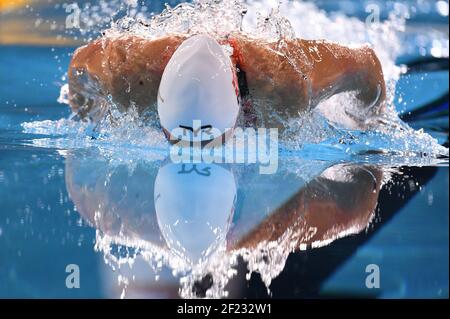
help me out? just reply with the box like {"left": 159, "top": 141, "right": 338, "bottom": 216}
{"left": 68, "top": 35, "right": 186, "bottom": 120}
{"left": 228, "top": 35, "right": 311, "bottom": 116}
{"left": 300, "top": 40, "right": 386, "bottom": 113}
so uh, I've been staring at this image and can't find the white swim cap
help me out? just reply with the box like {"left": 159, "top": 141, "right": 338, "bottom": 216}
{"left": 154, "top": 163, "right": 236, "bottom": 264}
{"left": 157, "top": 34, "right": 240, "bottom": 141}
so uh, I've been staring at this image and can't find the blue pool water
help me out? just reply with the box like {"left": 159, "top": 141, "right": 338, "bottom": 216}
{"left": 0, "top": 0, "right": 448, "bottom": 298}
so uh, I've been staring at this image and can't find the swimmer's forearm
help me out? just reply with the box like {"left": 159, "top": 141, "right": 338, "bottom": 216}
{"left": 68, "top": 39, "right": 107, "bottom": 120}
{"left": 303, "top": 40, "right": 386, "bottom": 112}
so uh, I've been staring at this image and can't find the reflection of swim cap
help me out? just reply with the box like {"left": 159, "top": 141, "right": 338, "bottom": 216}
{"left": 157, "top": 34, "right": 240, "bottom": 141}
{"left": 154, "top": 163, "right": 236, "bottom": 264}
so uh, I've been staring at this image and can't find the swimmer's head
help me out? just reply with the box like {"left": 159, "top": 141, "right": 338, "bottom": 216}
{"left": 157, "top": 34, "right": 240, "bottom": 142}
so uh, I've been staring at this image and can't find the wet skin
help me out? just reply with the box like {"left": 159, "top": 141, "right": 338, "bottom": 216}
{"left": 68, "top": 33, "right": 386, "bottom": 129}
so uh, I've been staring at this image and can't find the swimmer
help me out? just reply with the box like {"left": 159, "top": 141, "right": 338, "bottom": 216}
{"left": 68, "top": 32, "right": 386, "bottom": 140}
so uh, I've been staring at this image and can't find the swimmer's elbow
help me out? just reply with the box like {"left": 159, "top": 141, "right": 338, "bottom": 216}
{"left": 68, "top": 40, "right": 108, "bottom": 120}
{"left": 357, "top": 46, "right": 386, "bottom": 114}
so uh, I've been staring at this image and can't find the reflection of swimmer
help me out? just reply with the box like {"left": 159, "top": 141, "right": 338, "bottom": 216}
{"left": 65, "top": 153, "right": 383, "bottom": 297}
{"left": 68, "top": 32, "right": 386, "bottom": 136}
{"left": 66, "top": 154, "right": 382, "bottom": 258}
{"left": 64, "top": 150, "right": 165, "bottom": 245}
{"left": 228, "top": 164, "right": 383, "bottom": 250}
